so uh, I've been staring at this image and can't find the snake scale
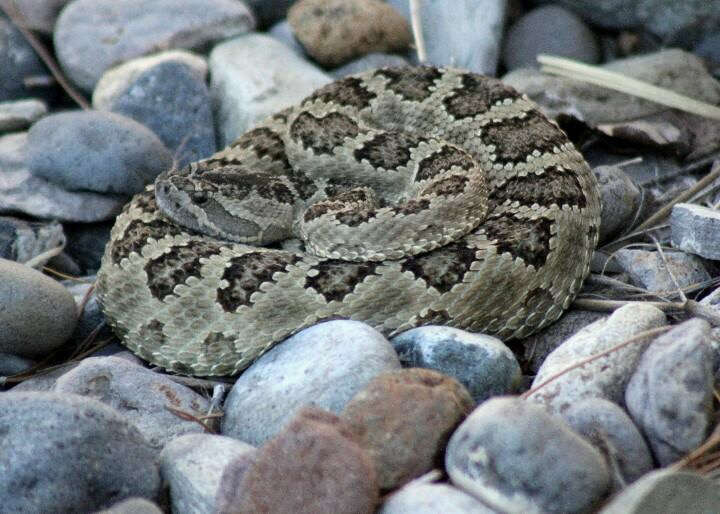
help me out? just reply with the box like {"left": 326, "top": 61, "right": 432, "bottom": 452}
{"left": 96, "top": 66, "right": 601, "bottom": 376}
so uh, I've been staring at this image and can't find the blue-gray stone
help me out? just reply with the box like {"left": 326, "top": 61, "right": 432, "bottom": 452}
{"left": 102, "top": 61, "right": 215, "bottom": 166}
{"left": 391, "top": 326, "right": 521, "bottom": 403}
{"left": 0, "top": 17, "right": 47, "bottom": 101}
{"left": 27, "top": 110, "right": 173, "bottom": 194}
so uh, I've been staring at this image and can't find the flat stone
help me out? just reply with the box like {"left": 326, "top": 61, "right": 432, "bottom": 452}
{"left": 625, "top": 318, "right": 714, "bottom": 466}
{"left": 54, "top": 0, "right": 255, "bottom": 91}
{"left": 288, "top": 0, "right": 411, "bottom": 67}
{"left": 599, "top": 469, "right": 720, "bottom": 514}
{"left": 218, "top": 407, "right": 378, "bottom": 513}
{"left": 593, "top": 164, "right": 643, "bottom": 243}
{"left": 0, "top": 391, "right": 160, "bottom": 512}
{"left": 160, "top": 434, "right": 256, "bottom": 514}
{"left": 526, "top": 303, "right": 667, "bottom": 414}
{"left": 268, "top": 20, "right": 306, "bottom": 55}
{"left": 503, "top": 49, "right": 720, "bottom": 125}
{"left": 562, "top": 398, "right": 654, "bottom": 487}
{"left": 94, "top": 60, "right": 216, "bottom": 166}
{"left": 503, "top": 4, "right": 599, "bottom": 70}
{"left": 613, "top": 248, "right": 711, "bottom": 294}
{"left": 380, "top": 482, "right": 497, "bottom": 513}
{"left": 96, "top": 498, "right": 164, "bottom": 514}
{"left": 391, "top": 326, "right": 521, "bottom": 403}
{"left": 0, "top": 352, "right": 35, "bottom": 376}
{"left": 54, "top": 356, "right": 210, "bottom": 449}
{"left": 0, "top": 99, "right": 47, "bottom": 132}
{"left": 28, "top": 110, "right": 172, "bottom": 194}
{"left": 209, "top": 33, "right": 331, "bottom": 146}
{"left": 671, "top": 203, "right": 720, "bottom": 260}
{"left": 222, "top": 320, "right": 400, "bottom": 446}
{"left": 446, "top": 396, "right": 610, "bottom": 513}
{"left": 342, "top": 368, "right": 474, "bottom": 490}
{"left": 0, "top": 258, "right": 76, "bottom": 358}
{"left": 388, "top": 0, "right": 507, "bottom": 74}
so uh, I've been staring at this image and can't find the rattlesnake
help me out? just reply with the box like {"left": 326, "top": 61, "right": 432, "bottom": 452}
{"left": 96, "top": 66, "right": 601, "bottom": 377}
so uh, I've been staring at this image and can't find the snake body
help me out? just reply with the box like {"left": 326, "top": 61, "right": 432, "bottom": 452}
{"left": 96, "top": 67, "right": 601, "bottom": 376}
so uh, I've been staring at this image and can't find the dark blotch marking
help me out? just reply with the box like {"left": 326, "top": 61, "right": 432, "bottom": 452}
{"left": 202, "top": 332, "right": 237, "bottom": 356}
{"left": 392, "top": 198, "right": 430, "bottom": 216}
{"left": 144, "top": 241, "right": 221, "bottom": 300}
{"left": 138, "top": 319, "right": 166, "bottom": 347}
{"left": 416, "top": 146, "right": 475, "bottom": 182}
{"left": 415, "top": 308, "right": 451, "bottom": 326}
{"left": 217, "top": 252, "right": 301, "bottom": 311}
{"left": 483, "top": 214, "right": 552, "bottom": 268}
{"left": 482, "top": 110, "right": 567, "bottom": 164}
{"left": 442, "top": 74, "right": 520, "bottom": 119}
{"left": 234, "top": 127, "right": 291, "bottom": 169}
{"left": 306, "top": 260, "right": 379, "bottom": 302}
{"left": 336, "top": 209, "right": 375, "bottom": 227}
{"left": 422, "top": 175, "right": 469, "bottom": 197}
{"left": 303, "top": 76, "right": 377, "bottom": 109}
{"left": 111, "top": 218, "right": 183, "bottom": 265}
{"left": 200, "top": 172, "right": 296, "bottom": 204}
{"left": 354, "top": 131, "right": 421, "bottom": 170}
{"left": 375, "top": 66, "right": 441, "bottom": 102}
{"left": 290, "top": 111, "right": 361, "bottom": 154}
{"left": 489, "top": 166, "right": 585, "bottom": 208}
{"left": 401, "top": 242, "right": 477, "bottom": 294}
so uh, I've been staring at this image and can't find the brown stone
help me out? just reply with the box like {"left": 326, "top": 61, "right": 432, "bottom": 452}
{"left": 288, "top": 0, "right": 412, "bottom": 67}
{"left": 218, "top": 407, "right": 378, "bottom": 513}
{"left": 341, "top": 368, "right": 474, "bottom": 490}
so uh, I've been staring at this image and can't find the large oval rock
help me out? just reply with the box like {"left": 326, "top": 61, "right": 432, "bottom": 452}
{"left": 446, "top": 396, "right": 610, "bottom": 513}
{"left": 0, "top": 258, "right": 76, "bottom": 358}
{"left": 28, "top": 111, "right": 172, "bottom": 194}
{"left": 54, "top": 0, "right": 255, "bottom": 91}
{"left": 0, "top": 391, "right": 161, "bottom": 512}
{"left": 222, "top": 320, "right": 400, "bottom": 446}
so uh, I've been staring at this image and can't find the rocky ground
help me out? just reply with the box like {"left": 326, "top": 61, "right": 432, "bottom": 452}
{"left": 2, "top": 0, "right": 720, "bottom": 512}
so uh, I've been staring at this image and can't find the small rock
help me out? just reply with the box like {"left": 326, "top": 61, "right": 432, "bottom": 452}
{"left": 63, "top": 282, "right": 114, "bottom": 345}
{"left": 209, "top": 33, "right": 331, "bottom": 146}
{"left": 613, "top": 248, "right": 711, "bottom": 294}
{"left": 526, "top": 303, "right": 667, "bottom": 414}
{"left": 446, "top": 396, "right": 610, "bottom": 513}
{"left": 28, "top": 111, "right": 173, "bottom": 194}
{"left": 593, "top": 164, "right": 644, "bottom": 243}
{"left": 0, "top": 391, "right": 160, "bottom": 512}
{"left": 534, "top": 0, "right": 720, "bottom": 43}
{"left": 342, "top": 368, "right": 474, "bottom": 490}
{"left": 503, "top": 49, "right": 720, "bottom": 125}
{"left": 93, "top": 50, "right": 208, "bottom": 109}
{"left": 244, "top": 0, "right": 297, "bottom": 28}
{"left": 268, "top": 20, "right": 306, "bottom": 55}
{"left": 8, "top": 362, "right": 77, "bottom": 392}
{"left": 0, "top": 352, "right": 36, "bottom": 376}
{"left": 54, "top": 356, "right": 210, "bottom": 449}
{"left": 160, "top": 434, "right": 256, "bottom": 514}
{"left": 288, "top": 0, "right": 411, "bottom": 67}
{"left": 222, "top": 320, "right": 400, "bottom": 446}
{"left": 331, "top": 52, "right": 410, "bottom": 78}
{"left": 388, "top": 0, "right": 507, "bottom": 74}
{"left": 379, "top": 482, "right": 497, "bottom": 514}
{"left": 218, "top": 407, "right": 378, "bottom": 514}
{"left": 0, "top": 258, "right": 76, "bottom": 358}
{"left": 0, "top": 17, "right": 48, "bottom": 101}
{"left": 520, "top": 309, "right": 607, "bottom": 374}
{"left": 502, "top": 4, "right": 600, "bottom": 71}
{"left": 598, "top": 469, "right": 720, "bottom": 514}
{"left": 0, "top": 99, "right": 47, "bottom": 132}
{"left": 625, "top": 318, "right": 714, "bottom": 466}
{"left": 562, "top": 398, "right": 654, "bottom": 487}
{"left": 4, "top": 0, "right": 70, "bottom": 35}
{"left": 54, "top": 0, "right": 255, "bottom": 91}
{"left": 96, "top": 497, "right": 164, "bottom": 514}
{"left": 671, "top": 203, "right": 720, "bottom": 260}
{"left": 0, "top": 132, "right": 126, "bottom": 222}
{"left": 94, "top": 59, "right": 215, "bottom": 166}
{"left": 0, "top": 216, "right": 65, "bottom": 264}
{"left": 391, "top": 326, "right": 521, "bottom": 403}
